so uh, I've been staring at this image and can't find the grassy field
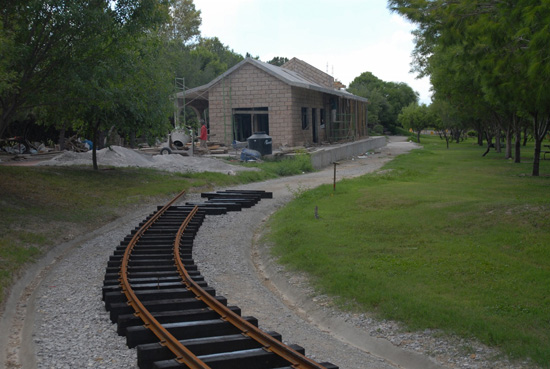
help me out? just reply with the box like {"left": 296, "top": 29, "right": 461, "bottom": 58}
{"left": 0, "top": 154, "right": 313, "bottom": 305}
{"left": 267, "top": 136, "right": 550, "bottom": 366}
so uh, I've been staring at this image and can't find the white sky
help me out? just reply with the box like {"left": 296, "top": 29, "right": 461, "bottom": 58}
{"left": 193, "top": 0, "right": 432, "bottom": 104}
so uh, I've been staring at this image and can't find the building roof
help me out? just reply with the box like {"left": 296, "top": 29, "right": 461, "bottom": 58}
{"left": 179, "top": 58, "right": 368, "bottom": 103}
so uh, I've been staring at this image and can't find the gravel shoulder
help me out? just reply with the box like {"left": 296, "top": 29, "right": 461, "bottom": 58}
{"left": 1, "top": 137, "right": 537, "bottom": 369}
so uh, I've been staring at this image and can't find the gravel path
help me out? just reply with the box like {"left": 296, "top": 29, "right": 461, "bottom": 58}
{"left": 1, "top": 137, "right": 539, "bottom": 369}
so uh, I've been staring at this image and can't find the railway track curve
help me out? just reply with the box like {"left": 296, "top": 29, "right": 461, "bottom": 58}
{"left": 103, "top": 189, "right": 338, "bottom": 369}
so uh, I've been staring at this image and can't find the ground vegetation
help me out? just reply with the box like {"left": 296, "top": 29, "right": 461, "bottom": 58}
{"left": 268, "top": 135, "right": 550, "bottom": 366}
{"left": 388, "top": 0, "right": 550, "bottom": 175}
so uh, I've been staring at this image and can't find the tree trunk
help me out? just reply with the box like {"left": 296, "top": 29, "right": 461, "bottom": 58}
{"left": 416, "top": 130, "right": 421, "bottom": 143}
{"left": 0, "top": 100, "right": 18, "bottom": 139}
{"left": 505, "top": 126, "right": 512, "bottom": 159}
{"left": 533, "top": 136, "right": 541, "bottom": 176}
{"left": 514, "top": 129, "right": 521, "bottom": 163}
{"left": 531, "top": 113, "right": 550, "bottom": 176}
{"left": 495, "top": 130, "right": 501, "bottom": 153}
{"left": 482, "top": 131, "right": 493, "bottom": 157}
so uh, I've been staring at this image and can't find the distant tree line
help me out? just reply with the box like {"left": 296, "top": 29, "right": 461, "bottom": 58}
{"left": 347, "top": 72, "right": 419, "bottom": 135}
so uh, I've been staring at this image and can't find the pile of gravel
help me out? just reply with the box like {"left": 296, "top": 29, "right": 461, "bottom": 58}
{"left": 37, "top": 145, "right": 258, "bottom": 174}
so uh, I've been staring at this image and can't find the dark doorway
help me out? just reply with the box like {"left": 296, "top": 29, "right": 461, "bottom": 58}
{"left": 233, "top": 114, "right": 252, "bottom": 141}
{"left": 312, "top": 108, "right": 318, "bottom": 143}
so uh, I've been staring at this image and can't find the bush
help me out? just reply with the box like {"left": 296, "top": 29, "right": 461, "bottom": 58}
{"left": 372, "top": 124, "right": 384, "bottom": 135}
{"left": 393, "top": 126, "right": 413, "bottom": 136}
{"left": 245, "top": 154, "right": 314, "bottom": 177}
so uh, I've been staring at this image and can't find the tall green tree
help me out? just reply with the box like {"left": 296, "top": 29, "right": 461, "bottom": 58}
{"left": 389, "top": 0, "right": 550, "bottom": 175}
{"left": 0, "top": 0, "right": 172, "bottom": 145}
{"left": 1, "top": 0, "right": 105, "bottom": 137}
{"left": 397, "top": 103, "right": 432, "bottom": 143}
{"left": 161, "top": 0, "right": 201, "bottom": 44}
{"left": 349, "top": 71, "right": 418, "bottom": 133}
{"left": 68, "top": 6, "right": 172, "bottom": 170}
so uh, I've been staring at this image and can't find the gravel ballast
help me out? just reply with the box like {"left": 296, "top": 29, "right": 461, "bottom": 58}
{"left": 1, "top": 137, "right": 538, "bottom": 369}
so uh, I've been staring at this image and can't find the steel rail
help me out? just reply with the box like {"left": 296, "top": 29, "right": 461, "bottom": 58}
{"left": 119, "top": 191, "right": 212, "bottom": 369}
{"left": 174, "top": 208, "right": 329, "bottom": 369}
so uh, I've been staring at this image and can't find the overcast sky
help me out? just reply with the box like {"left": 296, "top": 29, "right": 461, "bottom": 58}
{"left": 193, "top": 0, "right": 432, "bottom": 104}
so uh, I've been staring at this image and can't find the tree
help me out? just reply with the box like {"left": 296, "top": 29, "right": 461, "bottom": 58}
{"left": 388, "top": 0, "right": 550, "bottom": 176}
{"left": 1, "top": 0, "right": 105, "bottom": 138}
{"left": 267, "top": 57, "right": 289, "bottom": 67}
{"left": 161, "top": 0, "right": 201, "bottom": 44}
{"left": 72, "top": 30, "right": 173, "bottom": 170}
{"left": 0, "top": 0, "right": 173, "bottom": 145}
{"left": 2, "top": 0, "right": 175, "bottom": 169}
{"left": 430, "top": 99, "right": 467, "bottom": 149}
{"left": 349, "top": 71, "right": 418, "bottom": 133}
{"left": 166, "top": 36, "right": 243, "bottom": 91}
{"left": 398, "top": 103, "right": 432, "bottom": 143}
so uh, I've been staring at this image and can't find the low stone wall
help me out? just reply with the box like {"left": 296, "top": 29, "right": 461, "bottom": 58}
{"left": 310, "top": 136, "right": 387, "bottom": 169}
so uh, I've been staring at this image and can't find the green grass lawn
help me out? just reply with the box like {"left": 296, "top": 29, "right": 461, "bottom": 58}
{"left": 0, "top": 154, "right": 313, "bottom": 305}
{"left": 267, "top": 136, "right": 550, "bottom": 366}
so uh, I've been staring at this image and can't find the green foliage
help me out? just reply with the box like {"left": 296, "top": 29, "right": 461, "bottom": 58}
{"left": 267, "top": 56, "right": 289, "bottom": 67}
{"left": 161, "top": 0, "right": 201, "bottom": 44}
{"left": 0, "top": 0, "right": 172, "bottom": 140}
{"left": 169, "top": 37, "right": 244, "bottom": 89}
{"left": 348, "top": 71, "right": 418, "bottom": 133}
{"left": 268, "top": 136, "right": 550, "bottom": 365}
{"left": 397, "top": 103, "right": 433, "bottom": 142}
{"left": 372, "top": 124, "right": 384, "bottom": 135}
{"left": 242, "top": 154, "right": 314, "bottom": 177}
{"left": 388, "top": 0, "right": 550, "bottom": 175}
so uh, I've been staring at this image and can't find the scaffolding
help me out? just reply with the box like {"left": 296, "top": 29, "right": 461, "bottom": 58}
{"left": 326, "top": 97, "right": 368, "bottom": 143}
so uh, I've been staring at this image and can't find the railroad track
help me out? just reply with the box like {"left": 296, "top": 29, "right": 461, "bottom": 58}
{"left": 103, "top": 189, "right": 338, "bottom": 369}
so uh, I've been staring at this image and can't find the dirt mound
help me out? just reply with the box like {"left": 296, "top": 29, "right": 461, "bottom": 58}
{"left": 37, "top": 146, "right": 258, "bottom": 174}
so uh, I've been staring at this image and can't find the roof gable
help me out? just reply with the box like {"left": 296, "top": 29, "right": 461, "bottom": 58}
{"left": 282, "top": 57, "right": 334, "bottom": 89}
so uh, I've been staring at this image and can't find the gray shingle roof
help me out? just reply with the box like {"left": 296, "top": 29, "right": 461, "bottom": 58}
{"left": 179, "top": 58, "right": 368, "bottom": 103}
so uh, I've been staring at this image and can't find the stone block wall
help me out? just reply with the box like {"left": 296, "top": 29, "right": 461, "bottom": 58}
{"left": 282, "top": 57, "right": 334, "bottom": 89}
{"left": 208, "top": 63, "right": 293, "bottom": 147}
{"left": 206, "top": 60, "right": 366, "bottom": 149}
{"left": 289, "top": 87, "right": 327, "bottom": 146}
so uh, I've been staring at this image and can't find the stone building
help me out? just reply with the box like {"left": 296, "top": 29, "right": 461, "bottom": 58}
{"left": 177, "top": 57, "right": 368, "bottom": 148}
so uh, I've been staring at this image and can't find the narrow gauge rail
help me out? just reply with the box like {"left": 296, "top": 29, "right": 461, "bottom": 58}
{"left": 103, "top": 189, "right": 338, "bottom": 369}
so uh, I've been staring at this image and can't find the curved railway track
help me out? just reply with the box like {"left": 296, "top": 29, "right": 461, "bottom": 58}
{"left": 103, "top": 189, "right": 338, "bottom": 369}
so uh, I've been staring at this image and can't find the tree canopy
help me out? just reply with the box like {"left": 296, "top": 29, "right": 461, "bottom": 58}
{"left": 267, "top": 57, "right": 290, "bottom": 67}
{"left": 397, "top": 103, "right": 432, "bottom": 142}
{"left": 348, "top": 71, "right": 418, "bottom": 134}
{"left": 0, "top": 0, "right": 177, "bottom": 169}
{"left": 388, "top": 0, "right": 550, "bottom": 175}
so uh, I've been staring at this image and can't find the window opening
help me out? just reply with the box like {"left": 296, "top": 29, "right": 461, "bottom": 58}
{"left": 232, "top": 107, "right": 269, "bottom": 141}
